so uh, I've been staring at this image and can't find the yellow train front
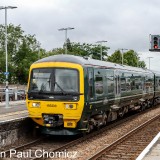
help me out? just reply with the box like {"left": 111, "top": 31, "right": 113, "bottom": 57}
{"left": 27, "top": 55, "right": 86, "bottom": 135}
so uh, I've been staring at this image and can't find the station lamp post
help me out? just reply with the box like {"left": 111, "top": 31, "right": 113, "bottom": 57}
{"left": 96, "top": 40, "right": 107, "bottom": 61}
{"left": 119, "top": 48, "right": 128, "bottom": 65}
{"left": 58, "top": 27, "right": 74, "bottom": 54}
{"left": 0, "top": 6, "right": 17, "bottom": 108}
{"left": 136, "top": 53, "right": 142, "bottom": 67}
{"left": 147, "top": 57, "right": 153, "bottom": 70}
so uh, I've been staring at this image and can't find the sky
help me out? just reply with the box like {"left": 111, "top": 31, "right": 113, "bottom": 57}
{"left": 0, "top": 0, "right": 160, "bottom": 71}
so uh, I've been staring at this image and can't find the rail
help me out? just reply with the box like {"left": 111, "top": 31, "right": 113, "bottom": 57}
{"left": 87, "top": 113, "right": 160, "bottom": 160}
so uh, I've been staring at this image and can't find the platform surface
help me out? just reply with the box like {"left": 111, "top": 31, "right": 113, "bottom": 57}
{"left": 0, "top": 100, "right": 28, "bottom": 123}
{"left": 137, "top": 132, "right": 160, "bottom": 160}
{"left": 0, "top": 100, "right": 26, "bottom": 113}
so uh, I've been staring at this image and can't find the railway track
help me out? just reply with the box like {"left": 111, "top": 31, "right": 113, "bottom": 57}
{"left": 2, "top": 107, "right": 160, "bottom": 160}
{"left": 2, "top": 136, "right": 76, "bottom": 160}
{"left": 88, "top": 114, "right": 160, "bottom": 160}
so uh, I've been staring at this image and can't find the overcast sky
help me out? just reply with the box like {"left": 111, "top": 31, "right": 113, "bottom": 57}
{"left": 0, "top": 0, "right": 160, "bottom": 70}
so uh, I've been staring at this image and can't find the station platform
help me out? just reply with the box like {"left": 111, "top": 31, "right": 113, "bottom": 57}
{"left": 0, "top": 100, "right": 26, "bottom": 114}
{"left": 0, "top": 100, "right": 28, "bottom": 123}
{"left": 137, "top": 132, "right": 160, "bottom": 160}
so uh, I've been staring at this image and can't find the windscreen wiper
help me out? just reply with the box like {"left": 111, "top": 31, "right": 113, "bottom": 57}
{"left": 54, "top": 81, "right": 66, "bottom": 95}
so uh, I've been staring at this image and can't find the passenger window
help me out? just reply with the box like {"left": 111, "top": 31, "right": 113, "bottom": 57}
{"left": 106, "top": 70, "right": 114, "bottom": 94}
{"left": 95, "top": 76, "right": 103, "bottom": 95}
{"left": 135, "top": 77, "right": 142, "bottom": 90}
{"left": 126, "top": 78, "right": 131, "bottom": 91}
{"left": 121, "top": 77, "right": 126, "bottom": 91}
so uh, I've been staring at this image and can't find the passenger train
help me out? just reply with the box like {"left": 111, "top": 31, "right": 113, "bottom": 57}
{"left": 26, "top": 54, "right": 160, "bottom": 135}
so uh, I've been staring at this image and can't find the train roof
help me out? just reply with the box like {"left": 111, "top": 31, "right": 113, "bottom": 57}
{"left": 150, "top": 70, "right": 160, "bottom": 75}
{"left": 35, "top": 54, "right": 152, "bottom": 74}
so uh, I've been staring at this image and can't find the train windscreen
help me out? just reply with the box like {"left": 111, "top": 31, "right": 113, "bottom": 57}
{"left": 29, "top": 68, "right": 79, "bottom": 94}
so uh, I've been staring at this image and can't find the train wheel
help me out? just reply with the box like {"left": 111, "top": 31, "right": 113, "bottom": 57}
{"left": 118, "top": 107, "right": 125, "bottom": 118}
{"left": 141, "top": 103, "right": 146, "bottom": 111}
{"left": 102, "top": 113, "right": 107, "bottom": 126}
{"left": 86, "top": 124, "right": 93, "bottom": 133}
{"left": 147, "top": 100, "right": 151, "bottom": 108}
{"left": 124, "top": 106, "right": 129, "bottom": 114}
{"left": 154, "top": 99, "right": 158, "bottom": 106}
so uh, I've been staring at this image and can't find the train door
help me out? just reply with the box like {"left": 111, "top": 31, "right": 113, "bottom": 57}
{"left": 114, "top": 70, "right": 121, "bottom": 103}
{"left": 88, "top": 67, "right": 94, "bottom": 101}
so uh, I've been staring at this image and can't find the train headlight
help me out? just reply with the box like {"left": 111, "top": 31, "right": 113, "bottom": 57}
{"left": 64, "top": 103, "right": 77, "bottom": 110}
{"left": 32, "top": 102, "right": 40, "bottom": 107}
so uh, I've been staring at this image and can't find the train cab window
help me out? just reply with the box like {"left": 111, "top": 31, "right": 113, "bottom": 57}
{"left": 29, "top": 68, "right": 79, "bottom": 93}
{"left": 95, "top": 76, "right": 103, "bottom": 95}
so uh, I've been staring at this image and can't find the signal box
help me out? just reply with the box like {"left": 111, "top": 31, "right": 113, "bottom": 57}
{"left": 149, "top": 35, "right": 160, "bottom": 52}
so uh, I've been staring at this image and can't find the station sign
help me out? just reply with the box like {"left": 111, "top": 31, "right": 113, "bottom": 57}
{"left": 4, "top": 72, "right": 9, "bottom": 75}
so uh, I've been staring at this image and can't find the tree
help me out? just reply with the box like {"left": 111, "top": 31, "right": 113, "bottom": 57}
{"left": 138, "top": 61, "right": 146, "bottom": 68}
{"left": 123, "top": 50, "right": 146, "bottom": 68}
{"left": 107, "top": 50, "right": 122, "bottom": 64}
{"left": 107, "top": 50, "right": 146, "bottom": 68}
{"left": 49, "top": 41, "right": 109, "bottom": 60}
{"left": 0, "top": 24, "right": 41, "bottom": 84}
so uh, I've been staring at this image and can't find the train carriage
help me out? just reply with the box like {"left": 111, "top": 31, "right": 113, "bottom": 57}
{"left": 26, "top": 54, "right": 160, "bottom": 135}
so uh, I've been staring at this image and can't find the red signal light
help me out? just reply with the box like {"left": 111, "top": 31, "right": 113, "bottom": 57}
{"left": 153, "top": 36, "right": 159, "bottom": 49}
{"left": 154, "top": 45, "right": 158, "bottom": 49}
{"left": 150, "top": 35, "right": 160, "bottom": 51}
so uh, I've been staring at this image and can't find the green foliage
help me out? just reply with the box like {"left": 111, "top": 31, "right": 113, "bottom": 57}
{"left": 0, "top": 24, "right": 146, "bottom": 85}
{"left": 107, "top": 50, "right": 122, "bottom": 64}
{"left": 107, "top": 50, "right": 146, "bottom": 68}
{"left": 47, "top": 41, "right": 109, "bottom": 60}
{"left": 0, "top": 24, "right": 40, "bottom": 84}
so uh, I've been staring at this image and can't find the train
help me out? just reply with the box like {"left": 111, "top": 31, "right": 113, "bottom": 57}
{"left": 26, "top": 54, "right": 160, "bottom": 135}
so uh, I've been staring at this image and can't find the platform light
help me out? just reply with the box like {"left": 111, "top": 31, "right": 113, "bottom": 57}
{"left": 58, "top": 27, "right": 74, "bottom": 54}
{"left": 0, "top": 6, "right": 17, "bottom": 108}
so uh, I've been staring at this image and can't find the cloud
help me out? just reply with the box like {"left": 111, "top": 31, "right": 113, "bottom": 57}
{"left": 1, "top": 0, "right": 160, "bottom": 71}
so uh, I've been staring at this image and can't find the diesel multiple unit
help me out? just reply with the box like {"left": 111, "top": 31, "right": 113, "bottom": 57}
{"left": 26, "top": 54, "right": 160, "bottom": 135}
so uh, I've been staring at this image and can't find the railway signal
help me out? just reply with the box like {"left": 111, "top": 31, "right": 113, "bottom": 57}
{"left": 153, "top": 36, "right": 158, "bottom": 49}
{"left": 149, "top": 35, "right": 160, "bottom": 51}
